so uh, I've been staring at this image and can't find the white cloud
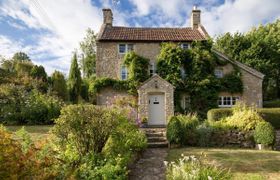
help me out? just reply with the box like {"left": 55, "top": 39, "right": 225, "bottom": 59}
{"left": 0, "top": 0, "right": 104, "bottom": 75}
{"left": 201, "top": 0, "right": 280, "bottom": 36}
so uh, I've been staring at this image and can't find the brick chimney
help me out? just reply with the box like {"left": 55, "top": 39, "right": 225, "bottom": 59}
{"left": 102, "top": 9, "right": 113, "bottom": 27}
{"left": 191, "top": 6, "right": 201, "bottom": 29}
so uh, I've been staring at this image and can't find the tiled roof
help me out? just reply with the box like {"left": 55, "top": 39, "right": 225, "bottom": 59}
{"left": 98, "top": 26, "right": 207, "bottom": 41}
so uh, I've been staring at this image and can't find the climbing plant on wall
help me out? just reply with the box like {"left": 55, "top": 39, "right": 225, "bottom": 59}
{"left": 157, "top": 40, "right": 243, "bottom": 117}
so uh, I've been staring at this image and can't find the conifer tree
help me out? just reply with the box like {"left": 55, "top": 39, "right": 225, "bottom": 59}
{"left": 68, "top": 53, "right": 81, "bottom": 103}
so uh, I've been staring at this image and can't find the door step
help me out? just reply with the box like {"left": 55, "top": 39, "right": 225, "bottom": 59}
{"left": 141, "top": 128, "right": 168, "bottom": 148}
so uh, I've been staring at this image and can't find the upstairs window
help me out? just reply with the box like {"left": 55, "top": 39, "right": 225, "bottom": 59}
{"left": 218, "top": 96, "right": 240, "bottom": 107}
{"left": 121, "top": 65, "right": 128, "bottom": 80}
{"left": 181, "top": 94, "right": 191, "bottom": 110}
{"left": 118, "top": 44, "right": 134, "bottom": 54}
{"left": 149, "top": 63, "right": 156, "bottom": 76}
{"left": 214, "top": 68, "right": 223, "bottom": 78}
{"left": 181, "top": 43, "right": 190, "bottom": 49}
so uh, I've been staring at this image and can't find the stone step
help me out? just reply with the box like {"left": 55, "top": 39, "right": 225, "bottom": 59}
{"left": 148, "top": 141, "right": 168, "bottom": 148}
{"left": 145, "top": 132, "right": 165, "bottom": 137}
{"left": 147, "top": 136, "right": 167, "bottom": 143}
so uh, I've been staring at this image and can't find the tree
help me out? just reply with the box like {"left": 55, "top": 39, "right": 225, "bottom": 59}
{"left": 30, "top": 65, "right": 47, "bottom": 81}
{"left": 51, "top": 71, "right": 68, "bottom": 101}
{"left": 68, "top": 53, "right": 82, "bottom": 103}
{"left": 215, "top": 20, "right": 280, "bottom": 100}
{"left": 12, "top": 52, "right": 31, "bottom": 62}
{"left": 79, "top": 28, "right": 96, "bottom": 78}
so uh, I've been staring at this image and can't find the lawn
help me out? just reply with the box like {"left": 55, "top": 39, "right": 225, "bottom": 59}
{"left": 5, "top": 125, "right": 53, "bottom": 141}
{"left": 167, "top": 147, "right": 280, "bottom": 180}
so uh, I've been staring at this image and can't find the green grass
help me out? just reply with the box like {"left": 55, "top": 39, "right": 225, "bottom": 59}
{"left": 167, "top": 147, "right": 280, "bottom": 180}
{"left": 5, "top": 125, "right": 53, "bottom": 141}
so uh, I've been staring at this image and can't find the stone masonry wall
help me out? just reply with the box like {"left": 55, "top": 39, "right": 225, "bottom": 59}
{"left": 138, "top": 75, "right": 174, "bottom": 125}
{"left": 96, "top": 42, "right": 161, "bottom": 79}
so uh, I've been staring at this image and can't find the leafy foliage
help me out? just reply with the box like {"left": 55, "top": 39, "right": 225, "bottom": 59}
{"left": 68, "top": 52, "right": 82, "bottom": 103}
{"left": 166, "top": 116, "right": 183, "bottom": 145}
{"left": 215, "top": 20, "right": 280, "bottom": 100}
{"left": 79, "top": 28, "right": 96, "bottom": 78}
{"left": 219, "top": 70, "right": 243, "bottom": 93}
{"left": 254, "top": 121, "right": 275, "bottom": 145}
{"left": 166, "top": 155, "right": 232, "bottom": 180}
{"left": 89, "top": 77, "right": 131, "bottom": 94}
{"left": 50, "top": 70, "right": 68, "bottom": 100}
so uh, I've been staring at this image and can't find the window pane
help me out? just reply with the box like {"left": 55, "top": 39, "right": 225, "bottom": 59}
{"left": 218, "top": 97, "right": 222, "bottom": 105}
{"left": 181, "top": 43, "right": 189, "bottom": 49}
{"left": 149, "top": 63, "right": 154, "bottom": 76}
{"left": 214, "top": 69, "right": 223, "bottom": 78}
{"left": 121, "top": 66, "right": 127, "bottom": 80}
{"left": 119, "top": 44, "right": 126, "bottom": 53}
{"left": 127, "top": 44, "right": 134, "bottom": 51}
{"left": 180, "top": 66, "right": 186, "bottom": 78}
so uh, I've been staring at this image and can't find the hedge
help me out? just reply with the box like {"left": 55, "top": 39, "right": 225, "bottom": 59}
{"left": 207, "top": 108, "right": 280, "bottom": 129}
{"left": 263, "top": 100, "right": 280, "bottom": 108}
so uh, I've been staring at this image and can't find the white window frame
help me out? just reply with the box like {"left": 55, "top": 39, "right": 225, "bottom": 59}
{"left": 121, "top": 65, "right": 128, "bottom": 80}
{"left": 214, "top": 68, "right": 224, "bottom": 78}
{"left": 118, "top": 44, "right": 134, "bottom": 54}
{"left": 149, "top": 63, "right": 156, "bottom": 76}
{"left": 181, "top": 43, "right": 190, "bottom": 49}
{"left": 218, "top": 96, "right": 240, "bottom": 107}
{"left": 181, "top": 94, "right": 191, "bottom": 110}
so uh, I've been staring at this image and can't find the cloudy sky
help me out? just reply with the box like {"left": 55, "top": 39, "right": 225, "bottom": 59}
{"left": 0, "top": 0, "right": 279, "bottom": 75}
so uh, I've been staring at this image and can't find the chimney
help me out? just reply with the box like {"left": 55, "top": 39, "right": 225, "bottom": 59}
{"left": 191, "top": 6, "right": 201, "bottom": 29}
{"left": 102, "top": 9, "right": 113, "bottom": 27}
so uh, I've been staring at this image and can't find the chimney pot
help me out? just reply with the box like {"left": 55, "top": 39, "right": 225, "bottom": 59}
{"left": 191, "top": 6, "right": 201, "bottom": 29}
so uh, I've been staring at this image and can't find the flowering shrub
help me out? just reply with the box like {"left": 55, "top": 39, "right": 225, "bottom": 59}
{"left": 166, "top": 155, "right": 232, "bottom": 180}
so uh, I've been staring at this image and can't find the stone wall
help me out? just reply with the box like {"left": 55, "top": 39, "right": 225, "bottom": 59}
{"left": 96, "top": 87, "right": 133, "bottom": 105}
{"left": 96, "top": 42, "right": 161, "bottom": 79}
{"left": 217, "top": 63, "right": 263, "bottom": 107}
{"left": 138, "top": 75, "right": 174, "bottom": 125}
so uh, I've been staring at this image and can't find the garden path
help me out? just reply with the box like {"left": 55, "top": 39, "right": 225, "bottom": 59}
{"left": 129, "top": 148, "right": 168, "bottom": 180}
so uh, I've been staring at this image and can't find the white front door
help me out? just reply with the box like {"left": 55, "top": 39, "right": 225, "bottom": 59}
{"left": 148, "top": 94, "right": 166, "bottom": 125}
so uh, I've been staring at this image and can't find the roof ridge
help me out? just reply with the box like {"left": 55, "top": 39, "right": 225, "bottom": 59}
{"left": 112, "top": 26, "right": 193, "bottom": 29}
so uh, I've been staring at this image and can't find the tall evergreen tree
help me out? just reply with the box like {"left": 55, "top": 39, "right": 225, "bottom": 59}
{"left": 51, "top": 70, "right": 68, "bottom": 101}
{"left": 68, "top": 53, "right": 82, "bottom": 103}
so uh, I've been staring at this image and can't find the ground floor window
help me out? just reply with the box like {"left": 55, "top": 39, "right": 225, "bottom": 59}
{"left": 218, "top": 96, "right": 240, "bottom": 107}
{"left": 121, "top": 65, "right": 128, "bottom": 80}
{"left": 181, "top": 95, "right": 191, "bottom": 110}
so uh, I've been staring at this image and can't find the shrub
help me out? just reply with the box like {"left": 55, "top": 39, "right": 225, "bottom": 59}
{"left": 225, "top": 107, "right": 264, "bottom": 131}
{"left": 207, "top": 108, "right": 233, "bottom": 121}
{"left": 102, "top": 118, "right": 147, "bottom": 163}
{"left": 167, "top": 116, "right": 183, "bottom": 145}
{"left": 258, "top": 108, "right": 280, "bottom": 129}
{"left": 263, "top": 100, "right": 280, "bottom": 108}
{"left": 254, "top": 121, "right": 275, "bottom": 145}
{"left": 196, "top": 123, "right": 213, "bottom": 147}
{"left": 166, "top": 155, "right": 232, "bottom": 180}
{"left": 177, "top": 114, "right": 200, "bottom": 145}
{"left": 53, "top": 104, "right": 124, "bottom": 156}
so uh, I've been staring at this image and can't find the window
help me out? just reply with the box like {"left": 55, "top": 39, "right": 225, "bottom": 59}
{"left": 149, "top": 63, "right": 156, "bottom": 76}
{"left": 121, "top": 65, "right": 128, "bottom": 80}
{"left": 218, "top": 96, "right": 240, "bottom": 107}
{"left": 181, "top": 94, "right": 191, "bottom": 110}
{"left": 181, "top": 43, "right": 190, "bottom": 49}
{"left": 118, "top": 44, "right": 134, "bottom": 54}
{"left": 127, "top": 44, "right": 134, "bottom": 52}
{"left": 214, "top": 68, "right": 223, "bottom": 78}
{"left": 119, "top": 44, "right": 126, "bottom": 54}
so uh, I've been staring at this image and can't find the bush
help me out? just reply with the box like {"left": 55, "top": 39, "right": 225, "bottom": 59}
{"left": 53, "top": 104, "right": 124, "bottom": 155}
{"left": 0, "top": 84, "right": 63, "bottom": 125}
{"left": 263, "top": 100, "right": 280, "bottom": 108}
{"left": 177, "top": 114, "right": 200, "bottom": 145}
{"left": 207, "top": 108, "right": 233, "bottom": 121}
{"left": 208, "top": 107, "right": 280, "bottom": 129}
{"left": 166, "top": 155, "right": 232, "bottom": 180}
{"left": 196, "top": 123, "right": 213, "bottom": 147}
{"left": 167, "top": 116, "right": 183, "bottom": 145}
{"left": 0, "top": 126, "right": 59, "bottom": 179}
{"left": 258, "top": 108, "right": 280, "bottom": 129}
{"left": 102, "top": 118, "right": 147, "bottom": 163}
{"left": 254, "top": 121, "right": 275, "bottom": 145}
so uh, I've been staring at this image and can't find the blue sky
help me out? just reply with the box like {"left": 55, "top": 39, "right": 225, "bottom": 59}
{"left": 0, "top": 0, "right": 279, "bottom": 75}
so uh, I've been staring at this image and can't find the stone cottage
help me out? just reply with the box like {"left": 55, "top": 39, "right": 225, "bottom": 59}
{"left": 96, "top": 7, "right": 264, "bottom": 126}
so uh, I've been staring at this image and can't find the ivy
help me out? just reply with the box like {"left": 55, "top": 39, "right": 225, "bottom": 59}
{"left": 89, "top": 78, "right": 131, "bottom": 94}
{"left": 219, "top": 70, "right": 243, "bottom": 93}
